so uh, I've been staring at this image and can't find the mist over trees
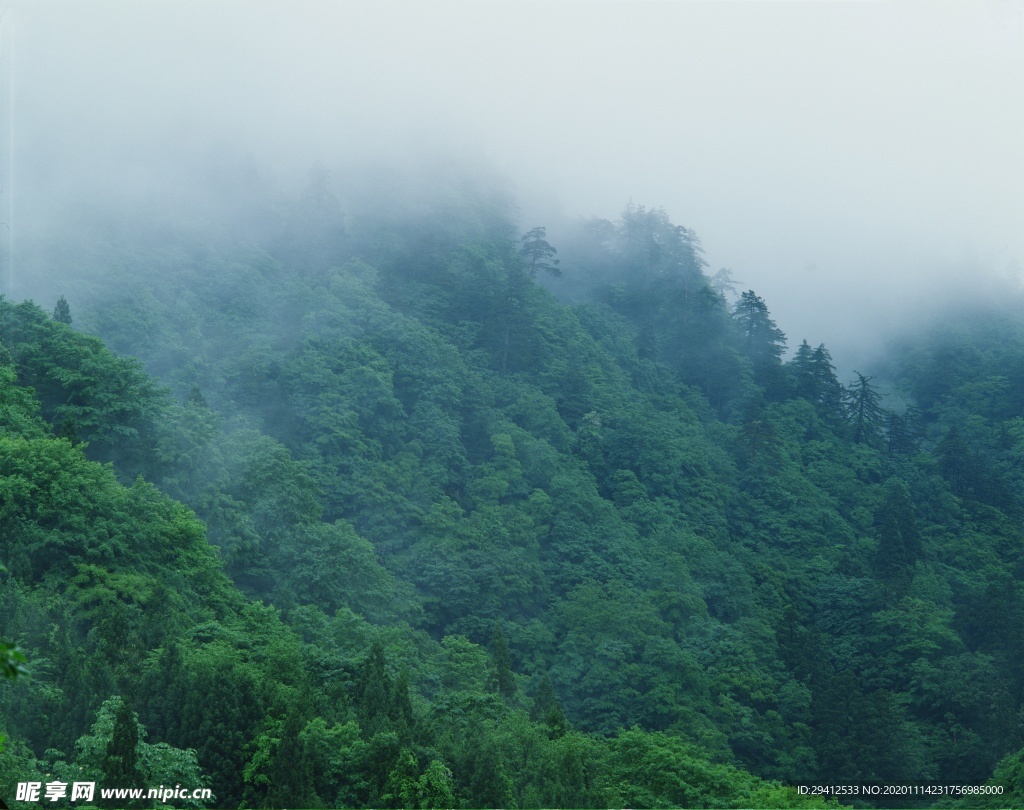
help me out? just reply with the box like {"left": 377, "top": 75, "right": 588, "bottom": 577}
{"left": 1, "top": 155, "right": 1023, "bottom": 809}
{"left": 0, "top": 0, "right": 1018, "bottom": 805}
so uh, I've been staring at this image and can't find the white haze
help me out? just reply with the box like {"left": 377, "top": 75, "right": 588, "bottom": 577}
{"left": 6, "top": 0, "right": 1024, "bottom": 371}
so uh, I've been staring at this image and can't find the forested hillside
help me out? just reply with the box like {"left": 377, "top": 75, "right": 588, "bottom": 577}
{"left": 2, "top": 165, "right": 1024, "bottom": 808}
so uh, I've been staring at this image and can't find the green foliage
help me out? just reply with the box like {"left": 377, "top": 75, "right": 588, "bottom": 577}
{"left": 789, "top": 341, "right": 844, "bottom": 422}
{"left": 734, "top": 290, "right": 787, "bottom": 393}
{"left": 57, "top": 695, "right": 208, "bottom": 806}
{"left": 488, "top": 623, "right": 517, "bottom": 701}
{"left": 0, "top": 561, "right": 28, "bottom": 757}
{"left": 53, "top": 295, "right": 73, "bottom": 325}
{"left": 845, "top": 371, "right": 885, "bottom": 445}
{"left": 0, "top": 640, "right": 27, "bottom": 681}
{"left": 519, "top": 226, "right": 561, "bottom": 277}
{"left": 0, "top": 298, "right": 169, "bottom": 478}
{"left": 980, "top": 746, "right": 1024, "bottom": 808}
{"left": 873, "top": 478, "right": 920, "bottom": 596}
{"left": 102, "top": 697, "right": 143, "bottom": 789}
{"left": 6, "top": 177, "right": 1024, "bottom": 809}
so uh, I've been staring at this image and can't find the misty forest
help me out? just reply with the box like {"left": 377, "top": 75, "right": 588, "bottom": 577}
{"left": 1, "top": 153, "right": 1024, "bottom": 809}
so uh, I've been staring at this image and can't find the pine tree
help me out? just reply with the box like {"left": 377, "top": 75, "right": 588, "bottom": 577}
{"left": 53, "top": 295, "right": 72, "bottom": 325}
{"left": 469, "top": 741, "right": 514, "bottom": 809}
{"left": 269, "top": 711, "right": 315, "bottom": 807}
{"left": 845, "top": 372, "right": 885, "bottom": 445}
{"left": 103, "top": 698, "right": 142, "bottom": 791}
{"left": 357, "top": 642, "right": 393, "bottom": 737}
{"left": 710, "top": 267, "right": 740, "bottom": 299}
{"left": 810, "top": 344, "right": 845, "bottom": 419}
{"left": 390, "top": 670, "right": 415, "bottom": 743}
{"left": 733, "top": 291, "right": 786, "bottom": 359}
{"left": 489, "top": 623, "right": 516, "bottom": 701}
{"left": 519, "top": 227, "right": 560, "bottom": 277}
{"left": 790, "top": 340, "right": 816, "bottom": 400}
{"left": 886, "top": 407, "right": 923, "bottom": 456}
{"left": 733, "top": 290, "right": 786, "bottom": 394}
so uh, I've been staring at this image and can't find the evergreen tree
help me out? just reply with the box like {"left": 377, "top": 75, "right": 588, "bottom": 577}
{"left": 269, "top": 711, "right": 315, "bottom": 808}
{"left": 102, "top": 699, "right": 142, "bottom": 791}
{"left": 710, "top": 268, "right": 740, "bottom": 299}
{"left": 57, "top": 416, "right": 81, "bottom": 446}
{"left": 845, "top": 372, "right": 885, "bottom": 445}
{"left": 810, "top": 344, "right": 845, "bottom": 418}
{"left": 885, "top": 406, "right": 923, "bottom": 456}
{"left": 530, "top": 675, "right": 569, "bottom": 738}
{"left": 936, "top": 426, "right": 976, "bottom": 497}
{"left": 789, "top": 340, "right": 816, "bottom": 400}
{"left": 733, "top": 291, "right": 786, "bottom": 359}
{"left": 636, "top": 322, "right": 657, "bottom": 362}
{"left": 357, "top": 642, "right": 393, "bottom": 738}
{"left": 874, "top": 478, "right": 920, "bottom": 595}
{"left": 53, "top": 295, "right": 72, "bottom": 325}
{"left": 390, "top": 671, "right": 415, "bottom": 744}
{"left": 733, "top": 290, "right": 786, "bottom": 393}
{"left": 519, "top": 227, "right": 560, "bottom": 277}
{"left": 618, "top": 204, "right": 705, "bottom": 281}
{"left": 489, "top": 623, "right": 517, "bottom": 701}
{"left": 468, "top": 741, "right": 514, "bottom": 809}
{"left": 498, "top": 264, "right": 534, "bottom": 371}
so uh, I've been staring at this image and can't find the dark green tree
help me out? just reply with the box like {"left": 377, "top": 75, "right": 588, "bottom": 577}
{"left": 733, "top": 290, "right": 786, "bottom": 393}
{"left": 530, "top": 675, "right": 569, "bottom": 738}
{"left": 733, "top": 291, "right": 786, "bottom": 358}
{"left": 53, "top": 295, "right": 72, "bottom": 325}
{"left": 57, "top": 416, "right": 81, "bottom": 446}
{"left": 790, "top": 340, "right": 816, "bottom": 399}
{"left": 885, "top": 406, "right": 923, "bottom": 456}
{"left": 0, "top": 640, "right": 27, "bottom": 682}
{"left": 103, "top": 698, "right": 142, "bottom": 790}
{"left": 356, "top": 642, "right": 393, "bottom": 738}
{"left": 468, "top": 741, "right": 514, "bottom": 809}
{"left": 936, "top": 426, "right": 977, "bottom": 497}
{"left": 415, "top": 760, "right": 458, "bottom": 809}
{"left": 0, "top": 566, "right": 28, "bottom": 690}
{"left": 810, "top": 344, "right": 844, "bottom": 418}
{"left": 519, "top": 227, "right": 560, "bottom": 277}
{"left": 390, "top": 671, "right": 415, "bottom": 744}
{"left": 489, "top": 623, "right": 517, "bottom": 701}
{"left": 845, "top": 372, "right": 885, "bottom": 445}
{"left": 874, "top": 478, "right": 920, "bottom": 596}
{"left": 0, "top": 565, "right": 28, "bottom": 757}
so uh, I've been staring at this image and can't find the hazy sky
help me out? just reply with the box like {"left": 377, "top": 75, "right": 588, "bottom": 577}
{"left": 7, "top": 0, "right": 1024, "bottom": 367}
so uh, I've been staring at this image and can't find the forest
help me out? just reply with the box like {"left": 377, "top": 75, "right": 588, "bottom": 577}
{"left": 2, "top": 161, "right": 1024, "bottom": 809}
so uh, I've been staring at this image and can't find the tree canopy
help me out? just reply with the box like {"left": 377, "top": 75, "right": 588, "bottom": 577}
{"left": 2, "top": 167, "right": 1023, "bottom": 808}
